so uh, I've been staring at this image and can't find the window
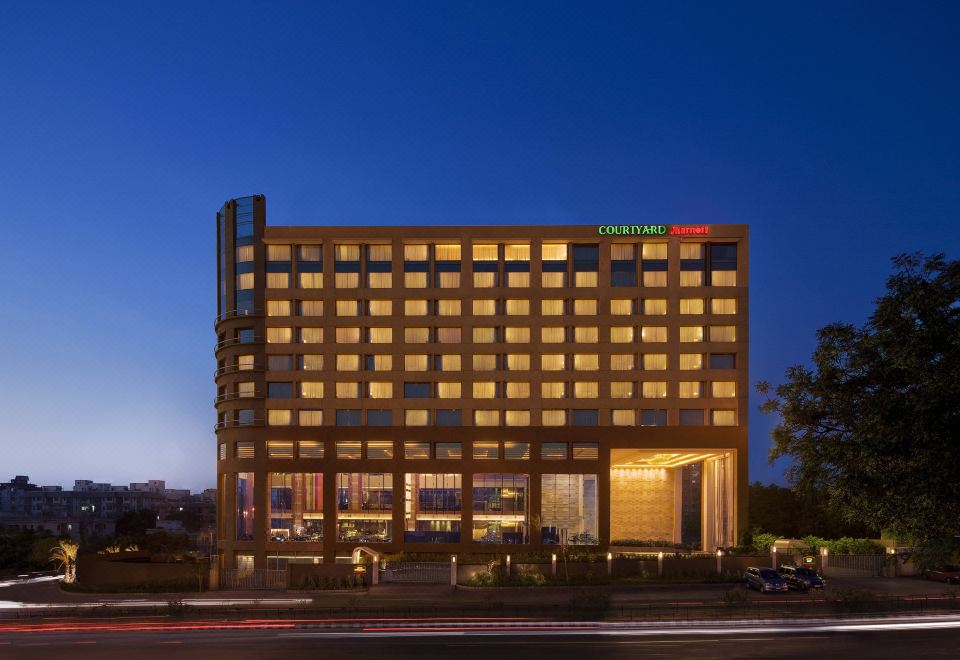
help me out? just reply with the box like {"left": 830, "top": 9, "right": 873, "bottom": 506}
{"left": 542, "top": 243, "right": 568, "bottom": 260}
{"left": 300, "top": 272, "right": 323, "bottom": 288}
{"left": 268, "top": 472, "right": 322, "bottom": 542}
{"left": 238, "top": 355, "right": 255, "bottom": 370}
{"left": 473, "top": 327, "right": 497, "bottom": 343}
{"left": 266, "top": 272, "right": 290, "bottom": 289}
{"left": 236, "top": 245, "right": 254, "bottom": 263}
{"left": 679, "top": 381, "right": 703, "bottom": 398}
{"left": 437, "top": 409, "right": 463, "bottom": 426}
{"left": 505, "top": 299, "right": 529, "bottom": 315}
{"left": 710, "top": 325, "right": 737, "bottom": 342}
{"left": 573, "top": 353, "right": 599, "bottom": 370}
{"left": 472, "top": 473, "right": 529, "bottom": 544}
{"left": 437, "top": 299, "right": 461, "bottom": 316}
{"left": 299, "top": 382, "right": 324, "bottom": 398}
{"left": 336, "top": 472, "right": 392, "bottom": 542}
{"left": 610, "top": 299, "right": 634, "bottom": 315}
{"left": 643, "top": 353, "right": 667, "bottom": 370}
{"left": 680, "top": 409, "right": 705, "bottom": 426}
{"left": 437, "top": 382, "right": 462, "bottom": 398}
{"left": 542, "top": 271, "right": 566, "bottom": 288}
{"left": 300, "top": 354, "right": 324, "bottom": 371}
{"left": 405, "top": 410, "right": 429, "bottom": 426}
{"left": 336, "top": 300, "right": 359, "bottom": 316}
{"left": 504, "top": 243, "right": 530, "bottom": 288}
{"left": 300, "top": 327, "right": 323, "bottom": 344}
{"left": 541, "top": 354, "right": 566, "bottom": 371}
{"left": 680, "top": 298, "right": 705, "bottom": 315}
{"left": 610, "top": 353, "right": 635, "bottom": 370}
{"left": 368, "top": 300, "right": 392, "bottom": 316}
{"left": 336, "top": 382, "right": 360, "bottom": 398}
{"left": 268, "top": 441, "right": 294, "bottom": 459}
{"left": 472, "top": 381, "right": 496, "bottom": 399}
{"left": 337, "top": 354, "right": 360, "bottom": 371}
{"left": 711, "top": 298, "right": 737, "bottom": 314}
{"left": 405, "top": 300, "right": 428, "bottom": 316}
{"left": 404, "top": 382, "right": 432, "bottom": 398}
{"left": 473, "top": 354, "right": 497, "bottom": 370}
{"left": 680, "top": 353, "right": 703, "bottom": 370}
{"left": 405, "top": 327, "right": 430, "bottom": 344}
{"left": 437, "top": 354, "right": 461, "bottom": 371}
{"left": 472, "top": 244, "right": 499, "bottom": 287}
{"left": 541, "top": 443, "right": 567, "bottom": 460}
{"left": 541, "top": 327, "right": 565, "bottom": 343}
{"left": 541, "top": 299, "right": 565, "bottom": 315}
{"left": 572, "top": 443, "right": 599, "bottom": 460}
{"left": 541, "top": 381, "right": 567, "bottom": 398}
{"left": 336, "top": 327, "right": 360, "bottom": 343}
{"left": 504, "top": 442, "right": 530, "bottom": 460}
{"left": 712, "top": 270, "right": 737, "bottom": 286}
{"left": 269, "top": 355, "right": 294, "bottom": 370}
{"left": 680, "top": 271, "right": 704, "bottom": 287}
{"left": 219, "top": 444, "right": 226, "bottom": 460}
{"left": 505, "top": 327, "right": 530, "bottom": 343}
{"left": 643, "top": 299, "right": 667, "bottom": 315}
{"left": 641, "top": 326, "right": 667, "bottom": 342}
{"left": 473, "top": 441, "right": 499, "bottom": 459}
{"left": 712, "top": 410, "right": 737, "bottom": 426}
{"left": 405, "top": 271, "right": 428, "bottom": 288}
{"left": 474, "top": 410, "right": 501, "bottom": 426}
{"left": 611, "top": 326, "right": 634, "bottom": 343}
{"left": 336, "top": 441, "right": 362, "bottom": 459}
{"left": 505, "top": 410, "right": 530, "bottom": 426}
{"left": 300, "top": 300, "right": 323, "bottom": 316}
{"left": 367, "top": 410, "right": 392, "bottom": 426}
{"left": 473, "top": 299, "right": 496, "bottom": 315}
{"left": 368, "top": 327, "right": 393, "bottom": 344}
{"left": 506, "top": 353, "right": 529, "bottom": 370}
{"left": 642, "top": 381, "right": 667, "bottom": 398}
{"left": 267, "top": 300, "right": 291, "bottom": 316}
{"left": 611, "top": 243, "right": 637, "bottom": 287}
{"left": 640, "top": 409, "right": 667, "bottom": 426}
{"left": 268, "top": 409, "right": 292, "bottom": 426}
{"left": 436, "top": 442, "right": 462, "bottom": 459}
{"left": 542, "top": 410, "right": 566, "bottom": 426}
{"left": 711, "top": 381, "right": 737, "bottom": 398}
{"left": 612, "top": 409, "right": 636, "bottom": 426}
{"left": 574, "top": 299, "right": 597, "bottom": 315}
{"left": 367, "top": 441, "right": 394, "bottom": 459}
{"left": 643, "top": 271, "right": 667, "bottom": 287}
{"left": 267, "top": 327, "right": 292, "bottom": 343}
{"left": 405, "top": 354, "right": 429, "bottom": 371}
{"left": 505, "top": 381, "right": 530, "bottom": 398}
{"left": 710, "top": 353, "right": 736, "bottom": 369}
{"left": 237, "top": 382, "right": 255, "bottom": 398}
{"left": 368, "top": 382, "right": 393, "bottom": 399}
{"left": 574, "top": 326, "right": 598, "bottom": 343}
{"left": 680, "top": 326, "right": 704, "bottom": 342}
{"left": 405, "top": 442, "right": 431, "bottom": 459}
{"left": 610, "top": 381, "right": 634, "bottom": 398}
{"left": 404, "top": 244, "right": 428, "bottom": 261}
{"left": 336, "top": 409, "right": 362, "bottom": 426}
{"left": 299, "top": 441, "right": 323, "bottom": 458}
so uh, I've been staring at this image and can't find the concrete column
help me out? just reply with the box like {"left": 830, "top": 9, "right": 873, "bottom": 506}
{"left": 451, "top": 556, "right": 458, "bottom": 586}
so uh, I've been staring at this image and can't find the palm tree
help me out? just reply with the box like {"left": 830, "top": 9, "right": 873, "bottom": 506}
{"left": 49, "top": 540, "right": 80, "bottom": 583}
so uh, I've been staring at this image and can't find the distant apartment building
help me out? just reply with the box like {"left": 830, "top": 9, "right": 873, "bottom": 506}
{"left": 214, "top": 195, "right": 749, "bottom": 570}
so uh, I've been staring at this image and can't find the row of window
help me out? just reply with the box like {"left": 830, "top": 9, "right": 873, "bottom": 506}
{"left": 225, "top": 352, "right": 737, "bottom": 372}
{"left": 250, "top": 380, "right": 738, "bottom": 399}
{"left": 219, "top": 407, "right": 736, "bottom": 428}
{"left": 258, "top": 325, "right": 739, "bottom": 344}
{"left": 223, "top": 440, "right": 600, "bottom": 461}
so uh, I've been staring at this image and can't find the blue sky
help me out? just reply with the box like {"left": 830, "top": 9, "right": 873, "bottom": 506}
{"left": 1, "top": 1, "right": 957, "bottom": 491}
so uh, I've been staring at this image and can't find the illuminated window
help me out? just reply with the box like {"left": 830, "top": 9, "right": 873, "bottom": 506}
{"left": 643, "top": 299, "right": 667, "bottom": 315}
{"left": 505, "top": 327, "right": 530, "bottom": 343}
{"left": 680, "top": 353, "right": 703, "bottom": 370}
{"left": 300, "top": 355, "right": 323, "bottom": 370}
{"left": 711, "top": 298, "right": 737, "bottom": 314}
{"left": 610, "top": 299, "right": 633, "bottom": 315}
{"left": 504, "top": 442, "right": 530, "bottom": 459}
{"left": 643, "top": 353, "right": 667, "bottom": 370}
{"left": 679, "top": 381, "right": 703, "bottom": 398}
{"left": 437, "top": 382, "right": 462, "bottom": 398}
{"left": 299, "top": 410, "right": 323, "bottom": 426}
{"left": 680, "top": 243, "right": 704, "bottom": 259}
{"left": 541, "top": 443, "right": 567, "bottom": 460}
{"left": 335, "top": 272, "right": 359, "bottom": 288}
{"left": 300, "top": 382, "right": 324, "bottom": 398}
{"left": 711, "top": 271, "right": 737, "bottom": 286}
{"left": 404, "top": 442, "right": 430, "bottom": 459}
{"left": 437, "top": 272, "right": 461, "bottom": 288}
{"left": 474, "top": 411, "right": 501, "bottom": 427}
{"left": 404, "top": 244, "right": 428, "bottom": 261}
{"left": 643, "top": 271, "right": 667, "bottom": 287}
{"left": 336, "top": 300, "right": 359, "bottom": 316}
{"left": 472, "top": 244, "right": 499, "bottom": 288}
{"left": 406, "top": 410, "right": 429, "bottom": 426}
{"left": 574, "top": 381, "right": 598, "bottom": 398}
{"left": 610, "top": 354, "right": 635, "bottom": 370}
{"left": 367, "top": 441, "right": 393, "bottom": 459}
{"left": 574, "top": 271, "right": 597, "bottom": 287}
{"left": 300, "top": 300, "right": 323, "bottom": 316}
{"left": 405, "top": 327, "right": 430, "bottom": 344}
{"left": 267, "top": 327, "right": 292, "bottom": 343}
{"left": 366, "top": 327, "right": 392, "bottom": 344}
{"left": 572, "top": 443, "right": 599, "bottom": 460}
{"left": 434, "top": 327, "right": 459, "bottom": 344}
{"left": 505, "top": 410, "right": 531, "bottom": 426}
{"left": 368, "top": 300, "right": 392, "bottom": 316}
{"left": 300, "top": 327, "right": 323, "bottom": 344}
{"left": 236, "top": 245, "right": 254, "bottom": 262}
{"left": 710, "top": 326, "right": 737, "bottom": 342}
{"left": 506, "top": 354, "right": 530, "bottom": 370}
{"left": 336, "top": 441, "right": 361, "bottom": 459}
{"left": 541, "top": 299, "right": 565, "bottom": 315}
{"left": 612, "top": 409, "right": 636, "bottom": 426}
{"left": 610, "top": 381, "right": 634, "bottom": 398}
{"left": 236, "top": 443, "right": 255, "bottom": 458}
{"left": 266, "top": 272, "right": 289, "bottom": 288}
{"left": 473, "top": 327, "right": 497, "bottom": 343}
{"left": 542, "top": 382, "right": 567, "bottom": 398}
{"left": 237, "top": 382, "right": 255, "bottom": 398}
{"left": 712, "top": 410, "right": 737, "bottom": 426}
{"left": 368, "top": 382, "right": 393, "bottom": 399}
{"left": 542, "top": 243, "right": 568, "bottom": 260}
{"left": 404, "top": 354, "right": 429, "bottom": 371}
{"left": 368, "top": 354, "right": 392, "bottom": 371}
{"left": 473, "top": 299, "right": 497, "bottom": 315}
{"left": 473, "top": 382, "right": 497, "bottom": 399}
{"left": 268, "top": 409, "right": 292, "bottom": 426}
{"left": 473, "top": 272, "right": 496, "bottom": 288}
{"left": 642, "top": 243, "right": 667, "bottom": 259}
{"left": 434, "top": 243, "right": 461, "bottom": 260}
{"left": 680, "top": 298, "right": 705, "bottom": 314}
{"left": 574, "top": 327, "right": 598, "bottom": 343}
{"left": 712, "top": 381, "right": 737, "bottom": 398}
{"left": 337, "top": 354, "right": 360, "bottom": 371}
{"left": 238, "top": 355, "right": 255, "bottom": 371}
{"left": 542, "top": 410, "right": 566, "bottom": 426}
{"left": 680, "top": 271, "right": 704, "bottom": 287}
{"left": 267, "top": 300, "right": 291, "bottom": 316}
{"left": 336, "top": 327, "right": 360, "bottom": 343}
{"left": 611, "top": 326, "right": 634, "bottom": 343}
{"left": 336, "top": 382, "right": 360, "bottom": 398}
{"left": 299, "top": 440, "right": 323, "bottom": 458}
{"left": 571, "top": 300, "right": 595, "bottom": 316}
{"left": 267, "top": 441, "right": 294, "bottom": 459}
{"left": 642, "top": 382, "right": 667, "bottom": 398}
{"left": 542, "top": 272, "right": 566, "bottom": 288}
{"left": 438, "top": 354, "right": 461, "bottom": 371}
{"left": 611, "top": 243, "right": 635, "bottom": 259}
{"left": 506, "top": 271, "right": 530, "bottom": 287}
{"left": 473, "top": 354, "right": 497, "bottom": 370}
{"left": 505, "top": 382, "right": 530, "bottom": 398}
{"left": 505, "top": 299, "right": 529, "bottom": 315}
{"left": 405, "top": 299, "right": 428, "bottom": 316}
{"left": 541, "top": 354, "right": 566, "bottom": 371}
{"left": 573, "top": 353, "right": 599, "bottom": 370}
{"left": 405, "top": 272, "right": 428, "bottom": 288}
{"left": 680, "top": 326, "right": 704, "bottom": 342}
{"left": 472, "top": 244, "right": 498, "bottom": 260}
{"left": 368, "top": 272, "right": 392, "bottom": 288}
{"left": 641, "top": 326, "right": 667, "bottom": 342}
{"left": 541, "top": 327, "right": 565, "bottom": 343}
{"left": 436, "top": 442, "right": 461, "bottom": 458}
{"left": 300, "top": 272, "right": 323, "bottom": 288}
{"left": 505, "top": 243, "right": 529, "bottom": 260}
{"left": 437, "top": 300, "right": 461, "bottom": 316}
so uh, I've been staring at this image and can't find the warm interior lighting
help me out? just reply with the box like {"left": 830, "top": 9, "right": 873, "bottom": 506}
{"left": 610, "top": 450, "right": 722, "bottom": 469}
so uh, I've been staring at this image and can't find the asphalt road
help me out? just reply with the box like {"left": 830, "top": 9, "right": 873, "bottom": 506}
{"left": 3, "top": 616, "right": 960, "bottom": 659}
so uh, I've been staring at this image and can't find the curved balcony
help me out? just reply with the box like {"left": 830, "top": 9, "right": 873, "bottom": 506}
{"left": 214, "top": 391, "right": 264, "bottom": 404}
{"left": 215, "top": 335, "right": 264, "bottom": 352}
{"left": 214, "top": 364, "right": 264, "bottom": 378}
{"left": 214, "top": 308, "right": 264, "bottom": 330}
{"left": 214, "top": 418, "right": 265, "bottom": 431}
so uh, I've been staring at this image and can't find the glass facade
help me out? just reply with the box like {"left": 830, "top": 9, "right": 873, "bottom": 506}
{"left": 404, "top": 473, "right": 462, "bottom": 543}
{"left": 541, "top": 474, "right": 599, "bottom": 545}
{"left": 236, "top": 472, "right": 255, "bottom": 541}
{"left": 472, "top": 473, "right": 529, "bottom": 544}
{"left": 269, "top": 473, "right": 323, "bottom": 542}
{"left": 336, "top": 473, "right": 393, "bottom": 543}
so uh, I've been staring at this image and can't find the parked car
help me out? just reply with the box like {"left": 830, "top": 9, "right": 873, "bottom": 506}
{"left": 745, "top": 567, "right": 789, "bottom": 593}
{"left": 923, "top": 565, "right": 960, "bottom": 584}
{"left": 779, "top": 565, "right": 825, "bottom": 591}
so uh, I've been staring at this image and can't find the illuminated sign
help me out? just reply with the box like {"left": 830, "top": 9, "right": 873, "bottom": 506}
{"left": 803, "top": 555, "right": 815, "bottom": 565}
{"left": 597, "top": 225, "right": 709, "bottom": 236}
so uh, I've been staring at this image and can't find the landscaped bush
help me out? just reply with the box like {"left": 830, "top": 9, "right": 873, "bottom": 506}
{"left": 297, "top": 574, "right": 366, "bottom": 590}
{"left": 610, "top": 539, "right": 696, "bottom": 550}
{"left": 62, "top": 577, "right": 203, "bottom": 593}
{"left": 801, "top": 536, "right": 885, "bottom": 555}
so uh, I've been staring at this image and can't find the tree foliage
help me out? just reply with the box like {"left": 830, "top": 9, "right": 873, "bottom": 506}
{"left": 757, "top": 253, "right": 960, "bottom": 551}
{"left": 748, "top": 482, "right": 878, "bottom": 539}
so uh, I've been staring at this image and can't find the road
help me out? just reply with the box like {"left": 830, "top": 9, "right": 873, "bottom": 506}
{"left": 3, "top": 615, "right": 960, "bottom": 658}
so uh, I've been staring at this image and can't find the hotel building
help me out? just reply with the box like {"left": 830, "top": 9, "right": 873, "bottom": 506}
{"left": 215, "top": 195, "right": 748, "bottom": 570}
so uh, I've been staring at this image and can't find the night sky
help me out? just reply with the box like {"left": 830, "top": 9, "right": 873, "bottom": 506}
{"left": 1, "top": 1, "right": 958, "bottom": 491}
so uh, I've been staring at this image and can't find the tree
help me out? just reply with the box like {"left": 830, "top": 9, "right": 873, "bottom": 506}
{"left": 758, "top": 253, "right": 960, "bottom": 562}
{"left": 114, "top": 509, "right": 157, "bottom": 536}
{"left": 49, "top": 540, "right": 79, "bottom": 583}
{"left": 748, "top": 482, "right": 878, "bottom": 539}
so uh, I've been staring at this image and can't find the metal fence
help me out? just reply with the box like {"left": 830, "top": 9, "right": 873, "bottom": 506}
{"left": 825, "top": 554, "right": 888, "bottom": 577}
{"left": 381, "top": 562, "right": 450, "bottom": 584}
{"left": 221, "top": 568, "right": 288, "bottom": 590}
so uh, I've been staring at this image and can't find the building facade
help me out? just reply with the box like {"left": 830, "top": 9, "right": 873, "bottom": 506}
{"left": 214, "top": 195, "right": 748, "bottom": 570}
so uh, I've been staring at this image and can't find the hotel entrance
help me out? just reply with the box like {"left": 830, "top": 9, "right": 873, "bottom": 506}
{"left": 609, "top": 449, "right": 736, "bottom": 550}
